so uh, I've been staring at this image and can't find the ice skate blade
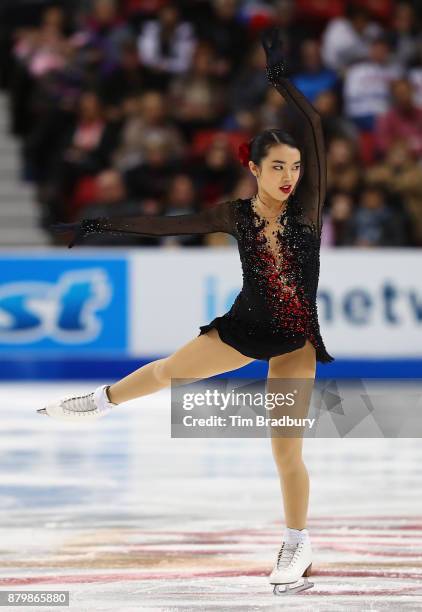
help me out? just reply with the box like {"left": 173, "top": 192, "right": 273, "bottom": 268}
{"left": 36, "top": 406, "right": 95, "bottom": 421}
{"left": 273, "top": 578, "right": 314, "bottom": 596}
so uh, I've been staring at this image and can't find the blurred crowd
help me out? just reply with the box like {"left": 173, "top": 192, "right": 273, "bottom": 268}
{"left": 0, "top": 0, "right": 421, "bottom": 248}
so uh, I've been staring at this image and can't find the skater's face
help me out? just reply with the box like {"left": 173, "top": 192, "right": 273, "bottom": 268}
{"left": 249, "top": 144, "right": 302, "bottom": 202}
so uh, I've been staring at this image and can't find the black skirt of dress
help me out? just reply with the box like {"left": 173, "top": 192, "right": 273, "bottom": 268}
{"left": 198, "top": 315, "right": 307, "bottom": 362}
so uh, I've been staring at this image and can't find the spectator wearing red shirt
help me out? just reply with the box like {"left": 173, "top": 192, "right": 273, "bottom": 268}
{"left": 375, "top": 78, "right": 422, "bottom": 158}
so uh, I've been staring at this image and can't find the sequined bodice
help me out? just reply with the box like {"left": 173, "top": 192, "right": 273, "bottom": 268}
{"left": 229, "top": 196, "right": 321, "bottom": 343}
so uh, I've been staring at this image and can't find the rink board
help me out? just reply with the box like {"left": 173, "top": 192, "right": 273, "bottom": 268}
{"left": 0, "top": 248, "right": 420, "bottom": 379}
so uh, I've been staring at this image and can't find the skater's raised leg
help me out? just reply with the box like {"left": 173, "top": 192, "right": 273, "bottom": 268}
{"left": 107, "top": 328, "right": 254, "bottom": 404}
{"left": 37, "top": 328, "right": 255, "bottom": 420}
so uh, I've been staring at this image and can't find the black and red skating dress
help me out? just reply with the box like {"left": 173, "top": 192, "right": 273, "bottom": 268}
{"left": 52, "top": 61, "right": 334, "bottom": 364}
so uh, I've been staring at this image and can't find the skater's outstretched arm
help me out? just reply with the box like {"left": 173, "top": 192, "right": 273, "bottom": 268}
{"left": 262, "top": 28, "right": 327, "bottom": 236}
{"left": 50, "top": 199, "right": 238, "bottom": 248}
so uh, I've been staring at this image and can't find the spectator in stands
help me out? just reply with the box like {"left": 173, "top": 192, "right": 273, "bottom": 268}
{"left": 374, "top": 78, "right": 422, "bottom": 159}
{"left": 100, "top": 39, "right": 162, "bottom": 107}
{"left": 224, "top": 107, "right": 260, "bottom": 141}
{"left": 346, "top": 184, "right": 407, "bottom": 247}
{"left": 190, "top": 135, "right": 239, "bottom": 207}
{"left": 343, "top": 33, "right": 404, "bottom": 131}
{"left": 48, "top": 90, "right": 120, "bottom": 222}
{"left": 272, "top": 0, "right": 313, "bottom": 74}
{"left": 366, "top": 139, "right": 422, "bottom": 246}
{"left": 313, "top": 89, "right": 359, "bottom": 142}
{"left": 10, "top": 5, "right": 73, "bottom": 136}
{"left": 113, "top": 90, "right": 185, "bottom": 172}
{"left": 111, "top": 93, "right": 144, "bottom": 171}
{"left": 327, "top": 136, "right": 362, "bottom": 196}
{"left": 258, "top": 84, "right": 288, "bottom": 128}
{"left": 197, "top": 0, "right": 249, "bottom": 79}
{"left": 168, "top": 41, "right": 226, "bottom": 141}
{"left": 387, "top": 1, "right": 420, "bottom": 68}
{"left": 291, "top": 38, "right": 338, "bottom": 103}
{"left": 124, "top": 139, "right": 180, "bottom": 201}
{"left": 227, "top": 40, "right": 268, "bottom": 114}
{"left": 59, "top": 90, "right": 112, "bottom": 174}
{"left": 79, "top": 0, "right": 132, "bottom": 66}
{"left": 343, "top": 34, "right": 404, "bottom": 131}
{"left": 136, "top": 3, "right": 196, "bottom": 85}
{"left": 321, "top": 4, "right": 382, "bottom": 74}
{"left": 13, "top": 6, "right": 69, "bottom": 79}
{"left": 326, "top": 191, "right": 355, "bottom": 246}
{"left": 161, "top": 174, "right": 205, "bottom": 247}
{"left": 76, "top": 168, "right": 161, "bottom": 246}
{"left": 319, "top": 209, "right": 335, "bottom": 247}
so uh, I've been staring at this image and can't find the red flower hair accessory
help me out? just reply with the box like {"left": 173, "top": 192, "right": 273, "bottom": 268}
{"left": 238, "top": 141, "right": 251, "bottom": 167}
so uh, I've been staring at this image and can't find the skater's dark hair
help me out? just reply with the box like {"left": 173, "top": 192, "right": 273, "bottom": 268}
{"left": 250, "top": 129, "right": 302, "bottom": 169}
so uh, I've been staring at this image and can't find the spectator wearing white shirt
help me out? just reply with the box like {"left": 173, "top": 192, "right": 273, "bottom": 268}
{"left": 137, "top": 4, "right": 196, "bottom": 81}
{"left": 321, "top": 4, "right": 382, "bottom": 75}
{"left": 343, "top": 34, "right": 404, "bottom": 131}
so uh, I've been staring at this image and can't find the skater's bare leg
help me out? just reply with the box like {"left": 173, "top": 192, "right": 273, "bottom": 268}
{"left": 267, "top": 339, "right": 316, "bottom": 530}
{"left": 107, "top": 328, "right": 255, "bottom": 405}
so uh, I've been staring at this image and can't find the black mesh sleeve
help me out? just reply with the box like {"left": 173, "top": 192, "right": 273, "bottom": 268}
{"left": 96, "top": 200, "right": 236, "bottom": 236}
{"left": 267, "top": 63, "right": 327, "bottom": 236}
{"left": 51, "top": 200, "right": 238, "bottom": 247}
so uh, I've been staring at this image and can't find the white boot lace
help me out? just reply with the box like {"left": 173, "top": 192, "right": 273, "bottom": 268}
{"left": 62, "top": 393, "right": 97, "bottom": 415}
{"left": 276, "top": 541, "right": 304, "bottom": 569}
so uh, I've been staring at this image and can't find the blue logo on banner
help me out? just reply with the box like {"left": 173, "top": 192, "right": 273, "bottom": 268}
{"left": 0, "top": 258, "right": 128, "bottom": 351}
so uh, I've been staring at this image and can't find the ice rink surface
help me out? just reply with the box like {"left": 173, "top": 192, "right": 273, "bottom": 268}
{"left": 1, "top": 382, "right": 422, "bottom": 611}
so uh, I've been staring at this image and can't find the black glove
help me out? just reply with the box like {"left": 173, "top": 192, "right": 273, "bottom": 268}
{"left": 260, "top": 27, "right": 288, "bottom": 83}
{"left": 49, "top": 218, "right": 107, "bottom": 248}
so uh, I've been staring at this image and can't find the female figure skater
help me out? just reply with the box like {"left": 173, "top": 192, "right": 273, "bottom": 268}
{"left": 37, "top": 28, "right": 334, "bottom": 595}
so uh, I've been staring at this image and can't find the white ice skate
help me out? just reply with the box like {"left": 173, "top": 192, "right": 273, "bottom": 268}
{"left": 36, "top": 384, "right": 117, "bottom": 422}
{"left": 269, "top": 531, "right": 314, "bottom": 595}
